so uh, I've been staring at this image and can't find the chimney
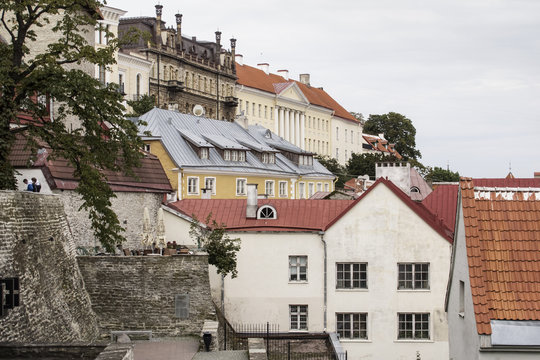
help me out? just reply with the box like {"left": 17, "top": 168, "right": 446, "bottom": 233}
{"left": 175, "top": 13, "right": 182, "bottom": 49}
{"left": 246, "top": 184, "right": 258, "bottom": 218}
{"left": 277, "top": 69, "right": 289, "bottom": 80}
{"left": 155, "top": 4, "right": 163, "bottom": 45}
{"left": 257, "top": 63, "right": 269, "bottom": 75}
{"left": 230, "top": 38, "right": 236, "bottom": 58}
{"left": 235, "top": 54, "right": 244, "bottom": 66}
{"left": 215, "top": 30, "right": 221, "bottom": 47}
{"left": 299, "top": 73, "right": 310, "bottom": 86}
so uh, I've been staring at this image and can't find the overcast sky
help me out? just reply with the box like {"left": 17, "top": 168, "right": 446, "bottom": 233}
{"left": 111, "top": 0, "right": 540, "bottom": 178}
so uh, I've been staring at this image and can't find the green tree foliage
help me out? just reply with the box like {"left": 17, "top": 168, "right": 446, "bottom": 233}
{"left": 0, "top": 0, "right": 145, "bottom": 252}
{"left": 126, "top": 94, "right": 155, "bottom": 117}
{"left": 350, "top": 112, "right": 365, "bottom": 124}
{"left": 425, "top": 166, "right": 460, "bottom": 183}
{"left": 346, "top": 153, "right": 398, "bottom": 179}
{"left": 189, "top": 214, "right": 241, "bottom": 278}
{"left": 315, "top": 155, "right": 350, "bottom": 189}
{"left": 363, "top": 112, "right": 422, "bottom": 161}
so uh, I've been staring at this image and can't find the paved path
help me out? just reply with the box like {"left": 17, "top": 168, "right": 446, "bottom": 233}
{"left": 192, "top": 350, "right": 249, "bottom": 360}
{"left": 134, "top": 338, "right": 199, "bottom": 360}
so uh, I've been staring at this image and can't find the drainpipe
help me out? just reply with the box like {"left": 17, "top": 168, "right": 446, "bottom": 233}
{"left": 319, "top": 231, "right": 327, "bottom": 331}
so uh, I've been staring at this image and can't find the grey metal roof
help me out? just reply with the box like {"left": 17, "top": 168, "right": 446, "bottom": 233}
{"left": 137, "top": 108, "right": 334, "bottom": 178}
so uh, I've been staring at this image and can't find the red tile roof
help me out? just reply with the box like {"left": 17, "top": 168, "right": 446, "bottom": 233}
{"left": 167, "top": 199, "right": 355, "bottom": 232}
{"left": 8, "top": 131, "right": 172, "bottom": 193}
{"left": 473, "top": 178, "right": 540, "bottom": 188}
{"left": 236, "top": 64, "right": 357, "bottom": 122}
{"left": 422, "top": 184, "right": 459, "bottom": 233}
{"left": 460, "top": 178, "right": 540, "bottom": 335}
{"left": 362, "top": 134, "right": 402, "bottom": 159}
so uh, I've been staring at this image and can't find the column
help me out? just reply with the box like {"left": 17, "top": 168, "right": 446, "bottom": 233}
{"left": 284, "top": 109, "right": 290, "bottom": 141}
{"left": 300, "top": 113, "right": 305, "bottom": 150}
{"left": 290, "top": 111, "right": 296, "bottom": 145}
{"left": 279, "top": 107, "right": 285, "bottom": 137}
{"left": 274, "top": 107, "right": 279, "bottom": 135}
{"left": 295, "top": 112, "right": 300, "bottom": 146}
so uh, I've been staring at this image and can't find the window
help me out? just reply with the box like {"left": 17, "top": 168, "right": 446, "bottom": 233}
{"left": 345, "top": 150, "right": 348, "bottom": 160}
{"left": 335, "top": 148, "right": 339, "bottom": 159}
{"left": 264, "top": 105, "right": 268, "bottom": 119}
{"left": 232, "top": 150, "right": 238, "bottom": 162}
{"left": 324, "top": 183, "right": 329, "bottom": 192}
{"left": 289, "top": 256, "right": 307, "bottom": 281}
{"left": 200, "top": 147, "right": 209, "bottom": 159}
{"left": 298, "top": 182, "right": 305, "bottom": 199}
{"left": 308, "top": 183, "right": 314, "bottom": 198}
{"left": 398, "top": 313, "right": 430, "bottom": 340}
{"left": 143, "top": 144, "right": 151, "bottom": 152}
{"left": 336, "top": 127, "right": 339, "bottom": 140}
{"left": 258, "top": 104, "right": 261, "bottom": 117}
{"left": 337, "top": 263, "right": 367, "bottom": 289}
{"left": 345, "top": 129, "right": 348, "bottom": 143}
{"left": 279, "top": 181, "right": 287, "bottom": 197}
{"left": 224, "top": 150, "right": 231, "bottom": 161}
{"left": 246, "top": 101, "right": 249, "bottom": 115}
{"left": 238, "top": 99, "right": 243, "bottom": 113}
{"left": 136, "top": 74, "right": 141, "bottom": 98}
{"left": 265, "top": 180, "right": 275, "bottom": 197}
{"left": 317, "top": 183, "right": 322, "bottom": 192}
{"left": 290, "top": 305, "right": 308, "bottom": 331}
{"left": 205, "top": 177, "right": 216, "bottom": 195}
{"left": 236, "top": 178, "right": 247, "bottom": 196}
{"left": 398, "top": 263, "right": 429, "bottom": 290}
{"left": 238, "top": 151, "right": 246, "bottom": 162}
{"left": 187, "top": 177, "right": 199, "bottom": 195}
{"left": 257, "top": 205, "right": 276, "bottom": 219}
{"left": 459, "top": 280, "right": 465, "bottom": 316}
{"left": 118, "top": 74, "right": 124, "bottom": 93}
{"left": 337, "top": 313, "right": 367, "bottom": 340}
{"left": 98, "top": 65, "right": 106, "bottom": 84}
{"left": 252, "top": 103, "right": 255, "bottom": 116}
{"left": 351, "top": 132, "right": 353, "bottom": 143}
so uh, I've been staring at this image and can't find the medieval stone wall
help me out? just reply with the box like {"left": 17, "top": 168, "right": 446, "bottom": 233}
{"left": 77, "top": 254, "right": 215, "bottom": 338}
{"left": 0, "top": 191, "right": 100, "bottom": 343}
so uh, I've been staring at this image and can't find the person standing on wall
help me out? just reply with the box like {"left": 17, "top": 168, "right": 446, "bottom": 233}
{"left": 31, "top": 177, "right": 41, "bottom": 192}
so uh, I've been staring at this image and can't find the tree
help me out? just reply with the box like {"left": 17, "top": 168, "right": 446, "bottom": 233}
{"left": 350, "top": 111, "right": 365, "bottom": 124}
{"left": 315, "top": 155, "right": 350, "bottom": 189}
{"left": 363, "top": 112, "right": 422, "bottom": 161}
{"left": 1, "top": 0, "right": 144, "bottom": 252}
{"left": 425, "top": 166, "right": 460, "bottom": 183}
{"left": 126, "top": 94, "right": 155, "bottom": 117}
{"left": 189, "top": 214, "right": 241, "bottom": 278}
{"left": 346, "top": 152, "right": 398, "bottom": 179}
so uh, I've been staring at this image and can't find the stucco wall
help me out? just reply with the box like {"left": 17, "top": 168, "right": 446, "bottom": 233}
{"left": 324, "top": 184, "right": 451, "bottom": 360}
{"left": 57, "top": 190, "right": 163, "bottom": 250}
{"left": 0, "top": 191, "right": 99, "bottom": 343}
{"left": 77, "top": 254, "right": 215, "bottom": 338}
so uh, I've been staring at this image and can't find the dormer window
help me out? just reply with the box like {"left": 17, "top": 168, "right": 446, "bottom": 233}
{"left": 223, "top": 149, "right": 246, "bottom": 162}
{"left": 372, "top": 141, "right": 377, "bottom": 149}
{"left": 262, "top": 153, "right": 275, "bottom": 164}
{"left": 257, "top": 205, "right": 277, "bottom": 219}
{"left": 232, "top": 150, "right": 238, "bottom": 161}
{"left": 200, "top": 147, "right": 209, "bottom": 159}
{"left": 224, "top": 150, "right": 231, "bottom": 161}
{"left": 299, "top": 155, "right": 313, "bottom": 166}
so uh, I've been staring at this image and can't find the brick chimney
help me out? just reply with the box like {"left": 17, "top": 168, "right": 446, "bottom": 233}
{"left": 155, "top": 5, "right": 163, "bottom": 45}
{"left": 277, "top": 69, "right": 289, "bottom": 80}
{"left": 257, "top": 63, "right": 269, "bottom": 75}
{"left": 246, "top": 184, "right": 258, "bottom": 218}
{"left": 299, "top": 74, "right": 310, "bottom": 86}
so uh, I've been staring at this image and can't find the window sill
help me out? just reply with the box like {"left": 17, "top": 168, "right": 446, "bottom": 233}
{"left": 335, "top": 289, "right": 368, "bottom": 292}
{"left": 394, "top": 339, "right": 433, "bottom": 343}
{"left": 289, "top": 330, "right": 309, "bottom": 333}
{"left": 339, "top": 339, "right": 371, "bottom": 343}
{"left": 396, "top": 289, "right": 431, "bottom": 293}
{"left": 289, "top": 281, "right": 309, "bottom": 285}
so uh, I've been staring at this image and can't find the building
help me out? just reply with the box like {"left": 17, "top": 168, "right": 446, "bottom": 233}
{"left": 235, "top": 60, "right": 363, "bottom": 165}
{"left": 118, "top": 5, "right": 238, "bottom": 120}
{"left": 137, "top": 108, "right": 335, "bottom": 200}
{"left": 164, "top": 178, "right": 453, "bottom": 359}
{"left": 445, "top": 178, "right": 540, "bottom": 359}
{"left": 8, "top": 131, "right": 172, "bottom": 249}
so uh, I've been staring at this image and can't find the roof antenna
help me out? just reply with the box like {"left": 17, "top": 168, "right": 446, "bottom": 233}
{"left": 447, "top": 160, "right": 449, "bottom": 171}
{"left": 509, "top": 161, "right": 512, "bottom": 173}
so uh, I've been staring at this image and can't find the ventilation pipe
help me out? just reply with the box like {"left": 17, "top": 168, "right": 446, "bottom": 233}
{"left": 246, "top": 184, "right": 258, "bottom": 218}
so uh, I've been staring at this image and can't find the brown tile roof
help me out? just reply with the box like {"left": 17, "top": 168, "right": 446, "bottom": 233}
{"left": 362, "top": 134, "right": 402, "bottom": 159}
{"left": 8, "top": 131, "right": 172, "bottom": 193}
{"left": 460, "top": 178, "right": 540, "bottom": 335}
{"left": 236, "top": 64, "right": 357, "bottom": 122}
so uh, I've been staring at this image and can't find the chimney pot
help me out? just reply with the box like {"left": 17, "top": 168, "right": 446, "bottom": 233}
{"left": 299, "top": 73, "right": 310, "bottom": 86}
{"left": 246, "top": 184, "right": 258, "bottom": 218}
{"left": 277, "top": 69, "right": 289, "bottom": 81}
{"left": 257, "top": 63, "right": 269, "bottom": 75}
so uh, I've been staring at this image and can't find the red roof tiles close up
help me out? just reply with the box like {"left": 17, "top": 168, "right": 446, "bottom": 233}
{"left": 460, "top": 178, "right": 540, "bottom": 335}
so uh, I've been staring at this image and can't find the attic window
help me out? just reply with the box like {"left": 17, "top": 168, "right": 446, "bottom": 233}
{"left": 262, "top": 153, "right": 275, "bottom": 164}
{"left": 200, "top": 147, "right": 209, "bottom": 159}
{"left": 299, "top": 155, "right": 313, "bottom": 166}
{"left": 265, "top": 130, "right": 272, "bottom": 139}
{"left": 224, "top": 150, "right": 246, "bottom": 162}
{"left": 410, "top": 186, "right": 420, "bottom": 194}
{"left": 257, "top": 205, "right": 277, "bottom": 219}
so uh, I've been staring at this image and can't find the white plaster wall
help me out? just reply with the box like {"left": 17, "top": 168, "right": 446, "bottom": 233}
{"left": 221, "top": 232, "right": 325, "bottom": 332}
{"left": 332, "top": 117, "right": 364, "bottom": 165}
{"left": 376, "top": 163, "right": 411, "bottom": 195}
{"left": 325, "top": 184, "right": 452, "bottom": 360}
{"left": 162, "top": 208, "right": 198, "bottom": 247}
{"left": 15, "top": 169, "right": 52, "bottom": 194}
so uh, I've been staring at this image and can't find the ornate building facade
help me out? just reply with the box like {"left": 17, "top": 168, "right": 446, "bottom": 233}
{"left": 119, "top": 5, "right": 238, "bottom": 120}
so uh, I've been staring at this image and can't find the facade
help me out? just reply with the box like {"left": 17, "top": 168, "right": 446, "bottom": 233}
{"left": 235, "top": 60, "right": 363, "bottom": 165}
{"left": 446, "top": 178, "right": 540, "bottom": 359}
{"left": 118, "top": 51, "right": 153, "bottom": 113}
{"left": 95, "top": 6, "right": 127, "bottom": 87}
{"left": 137, "top": 108, "right": 335, "bottom": 200}
{"left": 164, "top": 178, "right": 453, "bottom": 359}
{"left": 119, "top": 5, "right": 237, "bottom": 120}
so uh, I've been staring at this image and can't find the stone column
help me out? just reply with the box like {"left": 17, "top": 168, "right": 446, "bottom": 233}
{"left": 284, "top": 109, "right": 290, "bottom": 141}
{"left": 279, "top": 107, "right": 285, "bottom": 137}
{"left": 274, "top": 107, "right": 279, "bottom": 134}
{"left": 300, "top": 113, "right": 305, "bottom": 150}
{"left": 295, "top": 111, "right": 300, "bottom": 146}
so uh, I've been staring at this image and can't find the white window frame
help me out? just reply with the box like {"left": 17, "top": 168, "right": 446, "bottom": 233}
{"left": 204, "top": 177, "right": 216, "bottom": 195}
{"left": 257, "top": 205, "right": 277, "bottom": 219}
{"left": 236, "top": 178, "right": 247, "bottom": 196}
{"left": 324, "top": 183, "right": 329, "bottom": 192}
{"left": 232, "top": 150, "right": 238, "bottom": 162}
{"left": 397, "top": 313, "right": 430, "bottom": 340}
{"left": 317, "top": 183, "right": 322, "bottom": 192}
{"left": 200, "top": 147, "right": 209, "bottom": 159}
{"left": 239, "top": 151, "right": 246, "bottom": 162}
{"left": 298, "top": 182, "right": 306, "bottom": 199}
{"left": 279, "top": 181, "right": 288, "bottom": 198}
{"left": 336, "top": 313, "right": 368, "bottom": 340}
{"left": 224, "top": 150, "right": 231, "bottom": 161}
{"left": 289, "top": 255, "right": 308, "bottom": 282}
{"left": 265, "top": 180, "right": 275, "bottom": 197}
{"left": 398, "top": 263, "right": 430, "bottom": 290}
{"left": 290, "top": 305, "right": 308, "bottom": 331}
{"left": 143, "top": 144, "right": 151, "bottom": 152}
{"left": 308, "top": 182, "right": 314, "bottom": 198}
{"left": 336, "top": 263, "right": 368, "bottom": 289}
{"left": 187, "top": 176, "right": 199, "bottom": 195}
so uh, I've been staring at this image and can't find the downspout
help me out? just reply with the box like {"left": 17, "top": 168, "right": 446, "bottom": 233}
{"left": 319, "top": 231, "right": 327, "bottom": 331}
{"left": 332, "top": 176, "right": 338, "bottom": 192}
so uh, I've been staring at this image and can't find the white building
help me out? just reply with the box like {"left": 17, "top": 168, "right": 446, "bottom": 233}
{"left": 164, "top": 178, "right": 453, "bottom": 359}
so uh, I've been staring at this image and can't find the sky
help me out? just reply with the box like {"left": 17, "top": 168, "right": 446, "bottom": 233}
{"left": 110, "top": 0, "right": 540, "bottom": 178}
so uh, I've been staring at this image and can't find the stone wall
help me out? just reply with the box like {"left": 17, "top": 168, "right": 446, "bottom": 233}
{"left": 77, "top": 254, "right": 215, "bottom": 338}
{"left": 57, "top": 191, "right": 163, "bottom": 250}
{"left": 0, "top": 191, "right": 100, "bottom": 343}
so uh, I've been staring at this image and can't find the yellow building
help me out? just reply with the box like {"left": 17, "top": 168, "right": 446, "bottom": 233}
{"left": 138, "top": 108, "right": 335, "bottom": 199}
{"left": 235, "top": 58, "right": 364, "bottom": 165}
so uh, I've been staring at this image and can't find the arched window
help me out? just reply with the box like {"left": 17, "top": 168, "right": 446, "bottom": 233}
{"left": 410, "top": 186, "right": 420, "bottom": 194}
{"left": 257, "top": 205, "right": 277, "bottom": 219}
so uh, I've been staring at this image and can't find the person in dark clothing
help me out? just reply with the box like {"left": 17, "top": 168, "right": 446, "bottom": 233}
{"left": 31, "top": 177, "right": 41, "bottom": 192}
{"left": 23, "top": 179, "right": 34, "bottom": 191}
